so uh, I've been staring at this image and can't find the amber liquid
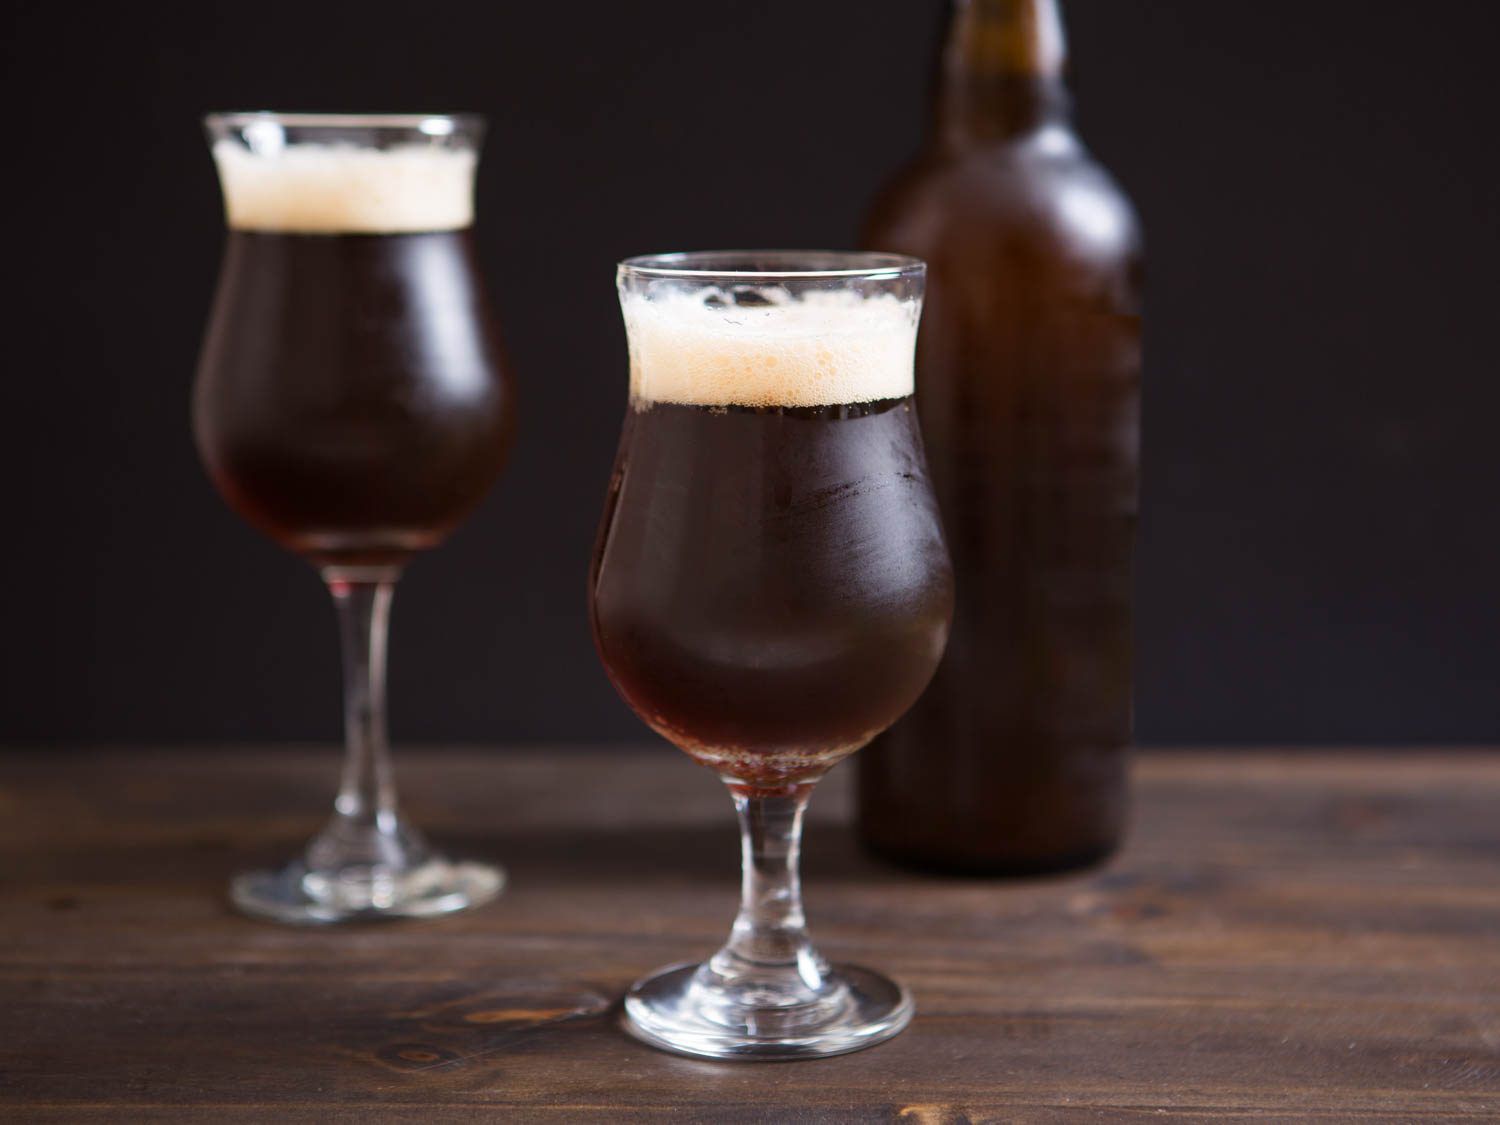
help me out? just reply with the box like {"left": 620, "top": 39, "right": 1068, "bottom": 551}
{"left": 590, "top": 398, "right": 953, "bottom": 790}
{"left": 194, "top": 230, "right": 513, "bottom": 568}
{"left": 859, "top": 39, "right": 1144, "bottom": 872}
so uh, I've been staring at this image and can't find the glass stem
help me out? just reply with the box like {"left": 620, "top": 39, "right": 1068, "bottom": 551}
{"left": 331, "top": 575, "right": 397, "bottom": 831}
{"left": 707, "top": 784, "right": 832, "bottom": 1000}
{"left": 307, "top": 572, "right": 425, "bottom": 873}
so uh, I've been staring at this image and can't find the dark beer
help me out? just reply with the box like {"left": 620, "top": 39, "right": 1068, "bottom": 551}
{"left": 860, "top": 0, "right": 1144, "bottom": 873}
{"left": 591, "top": 264, "right": 952, "bottom": 791}
{"left": 591, "top": 396, "right": 952, "bottom": 789}
{"left": 195, "top": 229, "right": 512, "bottom": 568}
{"left": 194, "top": 137, "right": 512, "bottom": 571}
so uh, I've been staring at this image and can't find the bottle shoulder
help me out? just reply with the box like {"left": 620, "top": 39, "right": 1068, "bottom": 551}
{"left": 865, "top": 128, "right": 1142, "bottom": 264}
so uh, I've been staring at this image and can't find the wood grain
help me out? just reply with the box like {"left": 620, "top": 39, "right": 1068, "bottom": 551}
{"left": 2, "top": 747, "right": 1499, "bottom": 1121}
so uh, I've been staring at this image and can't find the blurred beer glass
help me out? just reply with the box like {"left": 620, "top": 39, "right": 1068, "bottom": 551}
{"left": 195, "top": 112, "right": 514, "bottom": 923}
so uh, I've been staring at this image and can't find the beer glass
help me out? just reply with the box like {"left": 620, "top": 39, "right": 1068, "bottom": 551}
{"left": 590, "top": 252, "right": 953, "bottom": 1058}
{"left": 194, "top": 113, "right": 513, "bottom": 924}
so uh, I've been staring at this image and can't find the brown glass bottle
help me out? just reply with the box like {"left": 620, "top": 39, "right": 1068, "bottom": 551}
{"left": 859, "top": 0, "right": 1143, "bottom": 874}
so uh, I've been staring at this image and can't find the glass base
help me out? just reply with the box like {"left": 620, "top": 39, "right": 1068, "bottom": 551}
{"left": 229, "top": 855, "right": 504, "bottom": 925}
{"left": 622, "top": 961, "right": 913, "bottom": 1060}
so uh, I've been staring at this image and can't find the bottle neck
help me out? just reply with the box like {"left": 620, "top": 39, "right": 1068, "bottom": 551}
{"left": 933, "top": 0, "right": 1073, "bottom": 148}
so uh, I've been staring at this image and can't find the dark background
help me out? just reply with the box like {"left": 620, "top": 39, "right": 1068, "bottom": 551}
{"left": 2, "top": 0, "right": 1495, "bottom": 747}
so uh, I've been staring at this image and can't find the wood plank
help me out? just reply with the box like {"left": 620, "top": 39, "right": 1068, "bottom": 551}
{"left": 2, "top": 748, "right": 1499, "bottom": 1119}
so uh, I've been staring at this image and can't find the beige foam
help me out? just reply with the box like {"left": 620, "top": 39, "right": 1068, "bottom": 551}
{"left": 623, "top": 288, "right": 917, "bottom": 408}
{"left": 212, "top": 142, "right": 475, "bottom": 233}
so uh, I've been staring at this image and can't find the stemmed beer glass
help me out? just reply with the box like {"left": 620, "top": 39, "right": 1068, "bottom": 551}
{"left": 590, "top": 252, "right": 953, "bottom": 1058}
{"left": 194, "top": 113, "right": 513, "bottom": 923}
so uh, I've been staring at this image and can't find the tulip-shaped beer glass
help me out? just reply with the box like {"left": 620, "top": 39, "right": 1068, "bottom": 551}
{"left": 590, "top": 252, "right": 953, "bottom": 1058}
{"left": 194, "top": 113, "right": 513, "bottom": 923}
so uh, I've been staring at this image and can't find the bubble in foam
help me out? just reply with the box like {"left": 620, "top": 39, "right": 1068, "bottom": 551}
{"left": 212, "top": 142, "right": 475, "bottom": 233}
{"left": 623, "top": 287, "right": 918, "bottom": 408}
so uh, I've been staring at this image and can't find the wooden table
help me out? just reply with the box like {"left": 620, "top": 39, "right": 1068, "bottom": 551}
{"left": 3, "top": 748, "right": 1499, "bottom": 1121}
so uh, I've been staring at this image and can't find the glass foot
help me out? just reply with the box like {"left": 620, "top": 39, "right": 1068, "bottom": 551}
{"left": 229, "top": 855, "right": 504, "bottom": 925}
{"left": 622, "top": 961, "right": 913, "bottom": 1060}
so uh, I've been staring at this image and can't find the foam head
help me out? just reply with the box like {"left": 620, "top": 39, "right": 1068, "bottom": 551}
{"left": 621, "top": 286, "right": 918, "bottom": 409}
{"left": 212, "top": 141, "right": 476, "bottom": 234}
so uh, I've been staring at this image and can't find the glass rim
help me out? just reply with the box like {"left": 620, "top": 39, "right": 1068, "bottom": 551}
{"left": 204, "top": 111, "right": 484, "bottom": 134}
{"left": 619, "top": 250, "right": 926, "bottom": 282}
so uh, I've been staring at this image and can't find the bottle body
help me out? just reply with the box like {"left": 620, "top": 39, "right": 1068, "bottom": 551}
{"left": 859, "top": 34, "right": 1143, "bottom": 873}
